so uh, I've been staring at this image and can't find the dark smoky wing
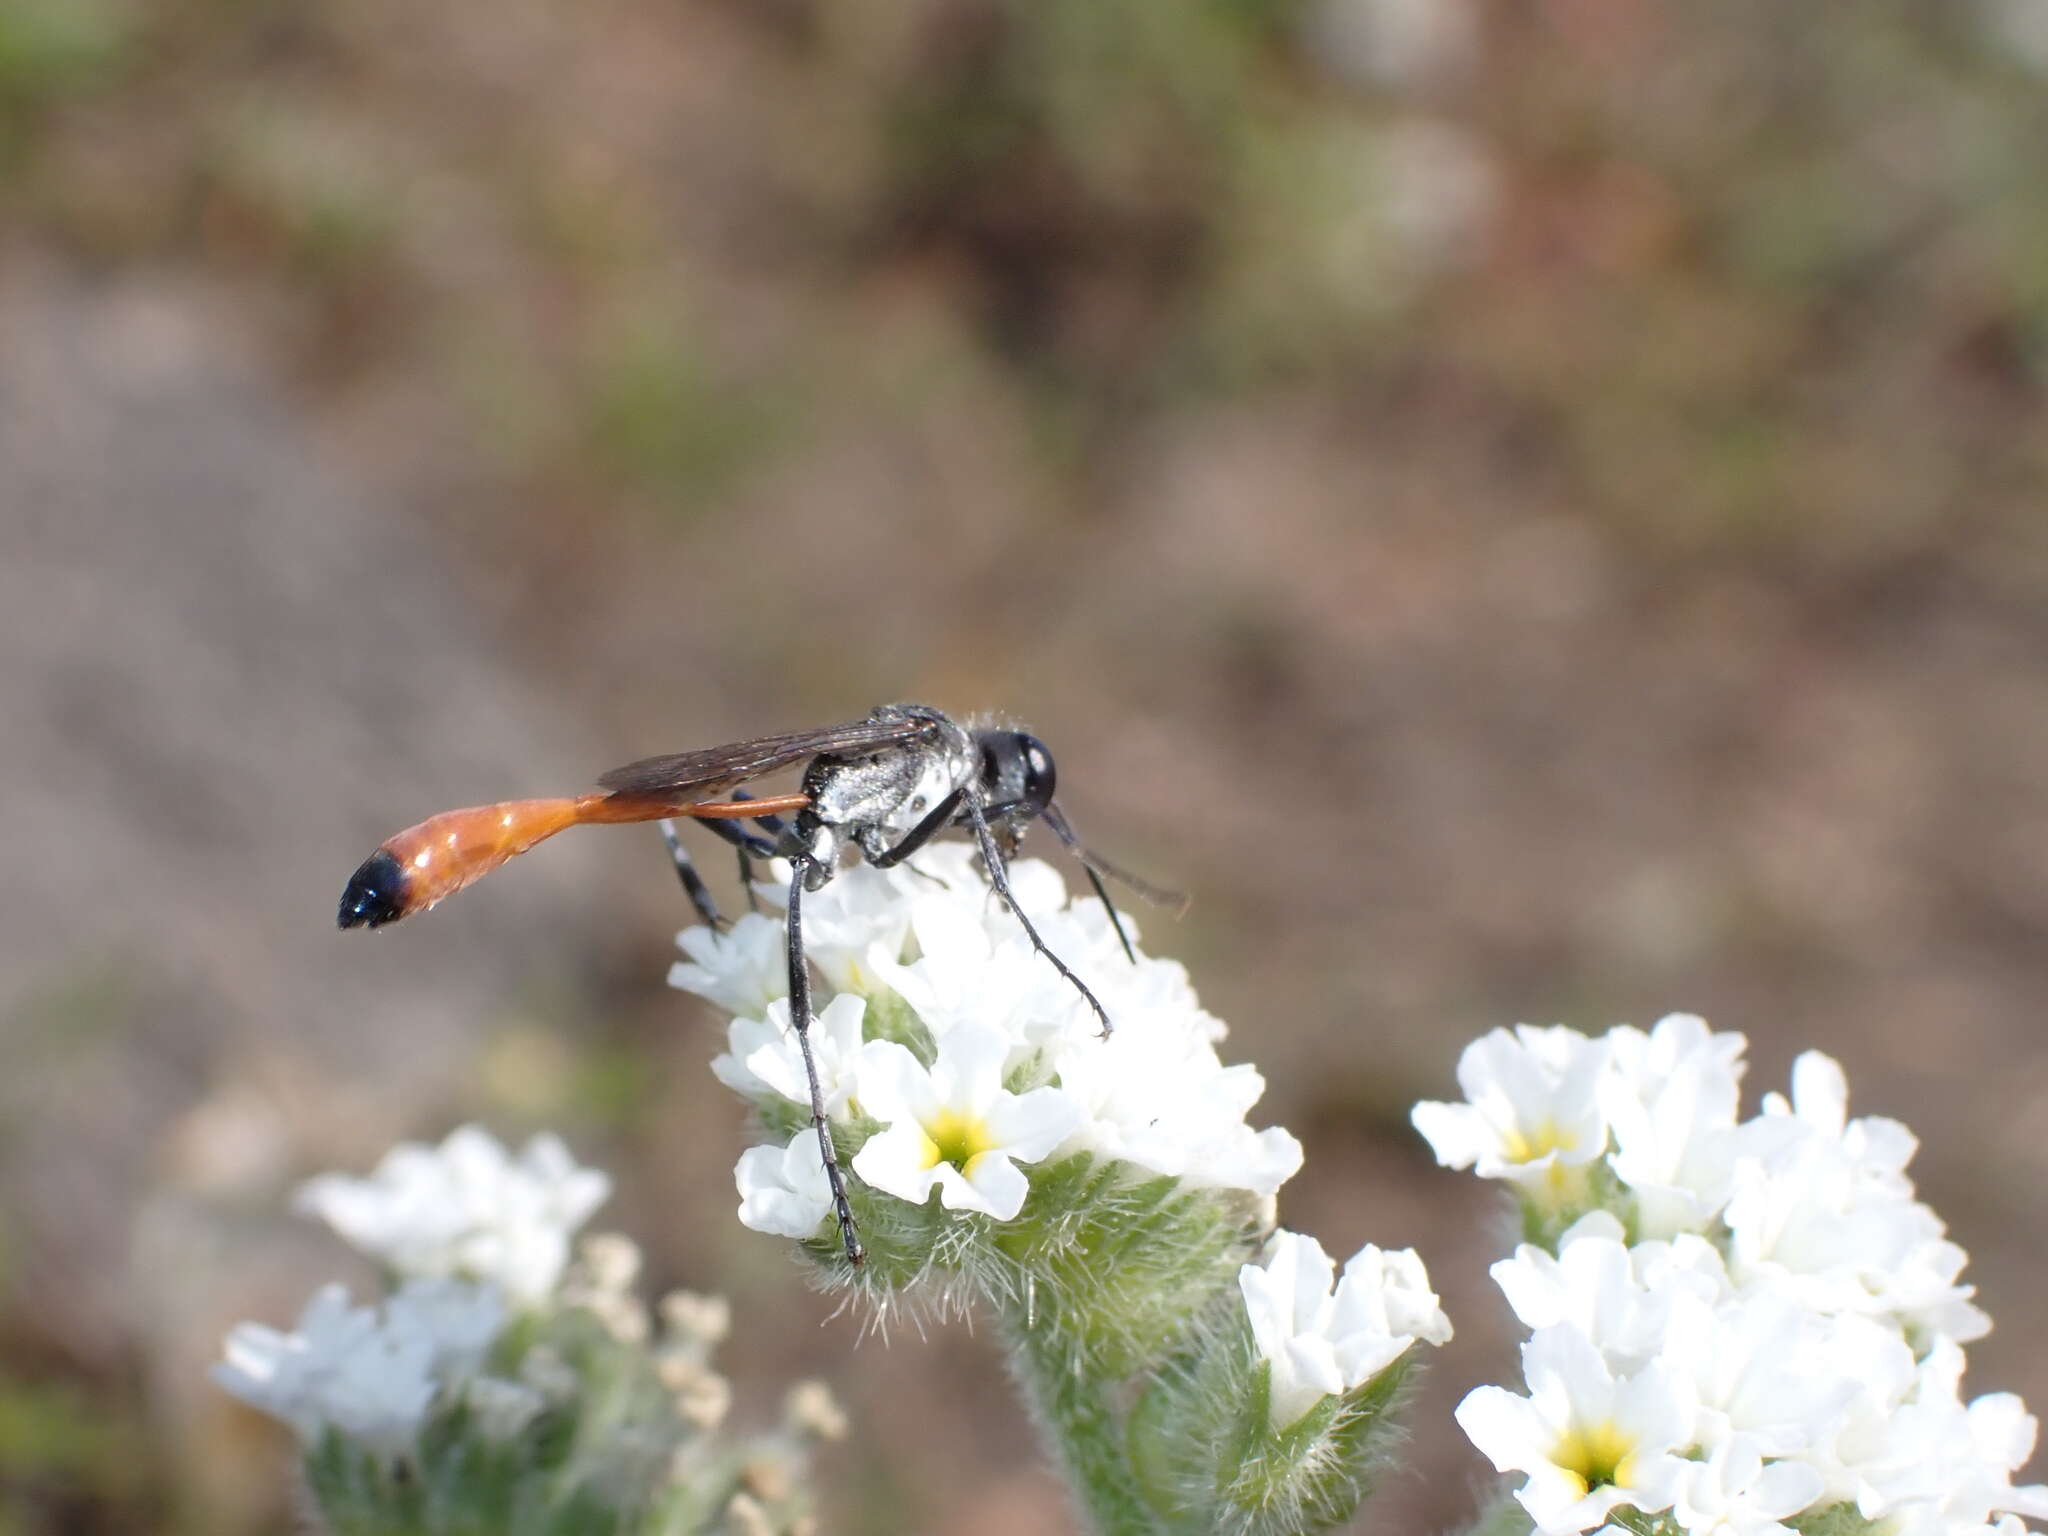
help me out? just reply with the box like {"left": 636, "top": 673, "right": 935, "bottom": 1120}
{"left": 595, "top": 716, "right": 934, "bottom": 800}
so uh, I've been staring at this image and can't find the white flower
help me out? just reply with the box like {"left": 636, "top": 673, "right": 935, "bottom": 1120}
{"left": 669, "top": 912, "right": 787, "bottom": 1018}
{"left": 1239, "top": 1230, "right": 1451, "bottom": 1430}
{"left": 1850, "top": 1340, "right": 2048, "bottom": 1532}
{"left": 1438, "top": 1018, "right": 2048, "bottom": 1536}
{"left": 215, "top": 1283, "right": 434, "bottom": 1454}
{"left": 1488, "top": 1213, "right": 1724, "bottom": 1373}
{"left": 1785, "top": 1310, "right": 1917, "bottom": 1501}
{"left": 1412, "top": 1025, "right": 1613, "bottom": 1205}
{"left": 1663, "top": 1288, "right": 1865, "bottom": 1465}
{"left": 903, "top": 844, "right": 1065, "bottom": 926}
{"left": 294, "top": 1125, "right": 611, "bottom": 1306}
{"left": 686, "top": 846, "right": 1299, "bottom": 1241}
{"left": 710, "top": 993, "right": 869, "bottom": 1117}
{"left": 1493, "top": 1217, "right": 1852, "bottom": 1475}
{"left": 734, "top": 1131, "right": 836, "bottom": 1240}
{"left": 1343, "top": 1242, "right": 1455, "bottom": 1350}
{"left": 850, "top": 1026, "right": 1081, "bottom": 1220}
{"left": 1722, "top": 1054, "right": 1986, "bottom": 1342}
{"left": 1092, "top": 953, "right": 1229, "bottom": 1045}
{"left": 1455, "top": 1324, "right": 1694, "bottom": 1534}
{"left": 879, "top": 838, "right": 978, "bottom": 891}
{"left": 750, "top": 859, "right": 918, "bottom": 994}
{"left": 386, "top": 1275, "right": 508, "bottom": 1380}
{"left": 1670, "top": 1434, "right": 1825, "bottom": 1536}
{"left": 213, "top": 1277, "right": 504, "bottom": 1457}
{"left": 1053, "top": 1022, "right": 1302, "bottom": 1196}
{"left": 868, "top": 895, "right": 1089, "bottom": 1053}
{"left": 1601, "top": 1014, "right": 1748, "bottom": 1238}
{"left": 1757, "top": 1052, "right": 1918, "bottom": 1199}
{"left": 1427, "top": 1017, "right": 2048, "bottom": 1536}
{"left": 852, "top": 851, "right": 1207, "bottom": 1060}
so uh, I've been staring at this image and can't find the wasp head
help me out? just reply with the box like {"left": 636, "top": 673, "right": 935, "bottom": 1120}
{"left": 975, "top": 730, "right": 1057, "bottom": 822}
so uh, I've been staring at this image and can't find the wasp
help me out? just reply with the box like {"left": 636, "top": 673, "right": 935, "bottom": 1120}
{"left": 338, "top": 703, "right": 1167, "bottom": 1263}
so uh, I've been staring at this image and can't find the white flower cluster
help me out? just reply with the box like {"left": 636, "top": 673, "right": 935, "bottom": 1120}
{"left": 1239, "top": 1230, "right": 1453, "bottom": 1429}
{"left": 294, "top": 1124, "right": 612, "bottom": 1306}
{"left": 216, "top": 1125, "right": 609, "bottom": 1453}
{"left": 670, "top": 846, "right": 1303, "bottom": 1236}
{"left": 218, "top": 1124, "right": 845, "bottom": 1534}
{"left": 215, "top": 1277, "right": 508, "bottom": 1456}
{"left": 1414, "top": 1015, "right": 2048, "bottom": 1536}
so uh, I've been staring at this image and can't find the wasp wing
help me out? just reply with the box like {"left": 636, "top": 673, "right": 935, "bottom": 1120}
{"left": 595, "top": 714, "right": 937, "bottom": 802}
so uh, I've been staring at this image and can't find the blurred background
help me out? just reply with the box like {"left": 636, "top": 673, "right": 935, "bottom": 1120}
{"left": 5, "top": 0, "right": 2048, "bottom": 1530}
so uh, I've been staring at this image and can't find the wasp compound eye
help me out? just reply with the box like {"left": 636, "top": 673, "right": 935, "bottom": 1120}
{"left": 975, "top": 730, "right": 1057, "bottom": 818}
{"left": 1019, "top": 735, "right": 1057, "bottom": 815}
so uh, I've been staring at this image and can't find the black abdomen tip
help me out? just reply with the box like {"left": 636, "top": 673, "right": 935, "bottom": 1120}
{"left": 338, "top": 850, "right": 408, "bottom": 928}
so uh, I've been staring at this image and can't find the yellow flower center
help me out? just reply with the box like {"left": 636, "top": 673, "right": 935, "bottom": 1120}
{"left": 1501, "top": 1117, "right": 1578, "bottom": 1165}
{"left": 1552, "top": 1418, "right": 1637, "bottom": 1499}
{"left": 919, "top": 1109, "right": 997, "bottom": 1173}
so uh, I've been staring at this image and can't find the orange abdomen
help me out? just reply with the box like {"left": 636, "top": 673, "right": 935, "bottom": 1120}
{"left": 337, "top": 790, "right": 810, "bottom": 927}
{"left": 338, "top": 798, "right": 592, "bottom": 926}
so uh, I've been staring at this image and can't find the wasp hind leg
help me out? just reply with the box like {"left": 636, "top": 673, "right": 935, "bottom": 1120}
{"left": 658, "top": 819, "right": 727, "bottom": 929}
{"left": 686, "top": 799, "right": 784, "bottom": 919}
{"left": 723, "top": 789, "right": 788, "bottom": 913}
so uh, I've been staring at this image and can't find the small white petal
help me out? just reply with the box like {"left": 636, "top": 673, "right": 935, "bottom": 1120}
{"left": 954, "top": 1154, "right": 1030, "bottom": 1220}
{"left": 731, "top": 994, "right": 869, "bottom": 1117}
{"left": 668, "top": 912, "right": 787, "bottom": 1018}
{"left": 1241, "top": 1231, "right": 1449, "bottom": 1429}
{"left": 735, "top": 1134, "right": 834, "bottom": 1240}
{"left": 850, "top": 1121, "right": 947, "bottom": 1209}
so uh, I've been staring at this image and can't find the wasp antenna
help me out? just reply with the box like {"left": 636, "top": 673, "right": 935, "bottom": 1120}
{"left": 1045, "top": 803, "right": 1140, "bottom": 962}
{"left": 1086, "top": 860, "right": 1138, "bottom": 963}
{"left": 1044, "top": 803, "right": 1188, "bottom": 916}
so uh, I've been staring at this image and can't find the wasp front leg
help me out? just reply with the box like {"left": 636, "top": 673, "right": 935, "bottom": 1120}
{"left": 782, "top": 854, "right": 864, "bottom": 1266}
{"left": 960, "top": 794, "right": 1114, "bottom": 1040}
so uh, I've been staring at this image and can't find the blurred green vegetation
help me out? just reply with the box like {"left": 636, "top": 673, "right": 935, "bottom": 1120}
{"left": 6, "top": 1, "right": 2048, "bottom": 1530}
{"left": 0, "top": 1376, "right": 152, "bottom": 1535}
{"left": 0, "top": 0, "right": 136, "bottom": 160}
{"left": 6, "top": 0, "right": 2041, "bottom": 575}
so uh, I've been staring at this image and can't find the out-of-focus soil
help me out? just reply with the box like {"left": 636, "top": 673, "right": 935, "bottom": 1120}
{"left": 8, "top": 255, "right": 2046, "bottom": 1535}
{"left": 4, "top": 2, "right": 2047, "bottom": 1531}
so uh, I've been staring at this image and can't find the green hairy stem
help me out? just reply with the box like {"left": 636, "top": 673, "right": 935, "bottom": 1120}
{"left": 821, "top": 1153, "right": 1420, "bottom": 1536}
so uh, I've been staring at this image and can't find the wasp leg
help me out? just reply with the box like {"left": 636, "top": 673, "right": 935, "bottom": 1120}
{"left": 693, "top": 811, "right": 781, "bottom": 860}
{"left": 867, "top": 788, "right": 964, "bottom": 869}
{"left": 728, "top": 789, "right": 787, "bottom": 912}
{"left": 961, "top": 794, "right": 1114, "bottom": 1039}
{"left": 691, "top": 804, "right": 782, "bottom": 915}
{"left": 658, "top": 819, "right": 725, "bottom": 929}
{"left": 785, "top": 853, "right": 864, "bottom": 1266}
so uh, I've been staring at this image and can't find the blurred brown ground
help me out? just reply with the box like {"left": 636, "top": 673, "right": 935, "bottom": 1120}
{"left": 3, "top": 1, "right": 2046, "bottom": 1531}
